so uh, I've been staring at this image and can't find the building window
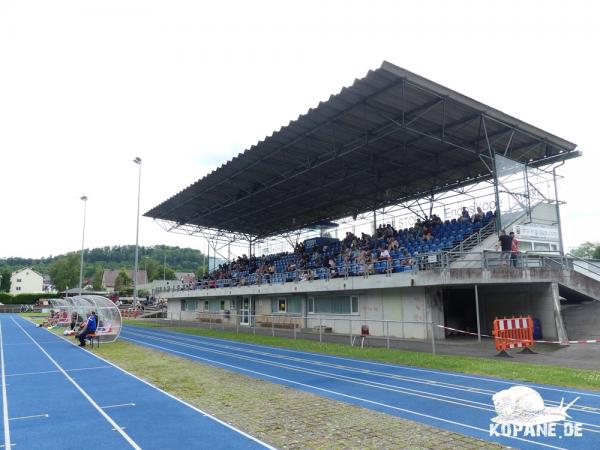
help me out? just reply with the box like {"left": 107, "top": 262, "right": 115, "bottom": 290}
{"left": 271, "top": 297, "right": 287, "bottom": 313}
{"left": 181, "top": 299, "right": 197, "bottom": 311}
{"left": 220, "top": 300, "right": 225, "bottom": 311}
{"left": 16, "top": 286, "right": 21, "bottom": 291}
{"left": 16, "top": 278, "right": 22, "bottom": 283}
{"left": 204, "top": 300, "right": 209, "bottom": 310}
{"left": 308, "top": 295, "right": 359, "bottom": 315}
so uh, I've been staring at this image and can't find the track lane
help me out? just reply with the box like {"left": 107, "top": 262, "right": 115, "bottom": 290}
{"left": 122, "top": 324, "right": 600, "bottom": 450}
{"left": 6, "top": 316, "right": 274, "bottom": 450}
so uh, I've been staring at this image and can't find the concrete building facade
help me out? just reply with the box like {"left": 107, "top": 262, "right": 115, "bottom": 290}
{"left": 10, "top": 268, "right": 44, "bottom": 294}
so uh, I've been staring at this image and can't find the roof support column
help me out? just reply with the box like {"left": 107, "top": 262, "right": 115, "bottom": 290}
{"left": 482, "top": 115, "right": 502, "bottom": 231}
{"left": 372, "top": 210, "right": 377, "bottom": 236}
{"left": 553, "top": 162, "right": 566, "bottom": 255}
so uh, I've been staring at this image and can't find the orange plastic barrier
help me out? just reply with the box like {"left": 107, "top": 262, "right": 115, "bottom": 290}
{"left": 492, "top": 316, "right": 534, "bottom": 355}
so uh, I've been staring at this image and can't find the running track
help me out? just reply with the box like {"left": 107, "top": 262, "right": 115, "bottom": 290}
{"left": 121, "top": 324, "right": 600, "bottom": 450}
{"left": 0, "top": 315, "right": 274, "bottom": 449}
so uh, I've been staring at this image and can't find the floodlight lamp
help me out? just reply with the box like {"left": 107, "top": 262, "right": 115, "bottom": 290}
{"left": 80, "top": 195, "right": 88, "bottom": 201}
{"left": 133, "top": 157, "right": 142, "bottom": 164}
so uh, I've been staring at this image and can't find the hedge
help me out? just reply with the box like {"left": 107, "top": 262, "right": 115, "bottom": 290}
{"left": 0, "top": 292, "right": 57, "bottom": 305}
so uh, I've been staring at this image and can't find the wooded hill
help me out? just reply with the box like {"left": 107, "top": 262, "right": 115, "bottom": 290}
{"left": 0, "top": 245, "right": 208, "bottom": 291}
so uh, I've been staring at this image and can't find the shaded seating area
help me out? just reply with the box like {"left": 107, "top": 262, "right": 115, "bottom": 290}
{"left": 47, "top": 295, "right": 122, "bottom": 343}
{"left": 184, "top": 212, "right": 495, "bottom": 290}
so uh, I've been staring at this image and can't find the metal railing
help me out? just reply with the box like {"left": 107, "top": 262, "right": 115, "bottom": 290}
{"left": 154, "top": 251, "right": 594, "bottom": 297}
{"left": 128, "top": 312, "right": 438, "bottom": 354}
{"left": 448, "top": 219, "right": 496, "bottom": 254}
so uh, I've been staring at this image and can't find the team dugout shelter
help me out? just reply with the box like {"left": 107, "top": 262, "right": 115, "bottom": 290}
{"left": 48, "top": 295, "right": 122, "bottom": 343}
{"left": 144, "top": 61, "right": 591, "bottom": 345}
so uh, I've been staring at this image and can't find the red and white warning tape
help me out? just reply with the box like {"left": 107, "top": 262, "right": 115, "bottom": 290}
{"left": 435, "top": 324, "right": 600, "bottom": 345}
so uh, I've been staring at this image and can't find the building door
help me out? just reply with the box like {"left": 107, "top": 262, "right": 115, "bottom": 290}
{"left": 240, "top": 296, "right": 251, "bottom": 326}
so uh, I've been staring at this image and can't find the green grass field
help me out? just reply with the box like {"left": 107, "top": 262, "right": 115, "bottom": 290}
{"left": 122, "top": 319, "right": 600, "bottom": 391}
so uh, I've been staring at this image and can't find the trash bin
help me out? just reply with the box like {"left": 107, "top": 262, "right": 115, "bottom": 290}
{"left": 533, "top": 318, "right": 543, "bottom": 340}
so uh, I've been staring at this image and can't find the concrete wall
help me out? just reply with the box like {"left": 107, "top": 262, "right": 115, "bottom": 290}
{"left": 476, "top": 282, "right": 558, "bottom": 340}
{"left": 163, "top": 269, "right": 589, "bottom": 341}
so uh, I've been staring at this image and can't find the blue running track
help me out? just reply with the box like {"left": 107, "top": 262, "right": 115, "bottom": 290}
{"left": 0, "top": 315, "right": 274, "bottom": 450}
{"left": 121, "top": 324, "right": 600, "bottom": 450}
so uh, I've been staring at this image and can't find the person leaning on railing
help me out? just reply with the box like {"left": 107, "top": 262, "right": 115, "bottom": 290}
{"left": 496, "top": 229, "right": 512, "bottom": 266}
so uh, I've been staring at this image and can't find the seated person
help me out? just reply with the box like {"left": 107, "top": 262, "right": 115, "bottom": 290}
{"left": 459, "top": 206, "right": 470, "bottom": 222}
{"left": 472, "top": 207, "right": 484, "bottom": 223}
{"left": 379, "top": 247, "right": 391, "bottom": 261}
{"left": 76, "top": 311, "right": 97, "bottom": 347}
{"left": 423, "top": 225, "right": 433, "bottom": 241}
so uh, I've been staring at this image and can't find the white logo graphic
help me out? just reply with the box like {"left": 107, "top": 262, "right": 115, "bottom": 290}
{"left": 489, "top": 386, "right": 583, "bottom": 438}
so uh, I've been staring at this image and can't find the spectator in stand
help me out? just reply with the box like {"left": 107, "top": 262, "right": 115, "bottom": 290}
{"left": 509, "top": 231, "right": 520, "bottom": 268}
{"left": 401, "top": 249, "right": 414, "bottom": 266}
{"left": 379, "top": 247, "right": 391, "bottom": 261}
{"left": 423, "top": 225, "right": 433, "bottom": 241}
{"left": 384, "top": 224, "right": 395, "bottom": 238}
{"left": 472, "top": 207, "right": 484, "bottom": 223}
{"left": 328, "top": 257, "right": 338, "bottom": 277}
{"left": 460, "top": 207, "right": 470, "bottom": 222}
{"left": 496, "top": 229, "right": 513, "bottom": 266}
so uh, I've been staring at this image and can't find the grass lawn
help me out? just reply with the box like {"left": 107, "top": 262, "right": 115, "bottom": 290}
{"left": 18, "top": 312, "right": 48, "bottom": 322}
{"left": 123, "top": 319, "right": 600, "bottom": 391}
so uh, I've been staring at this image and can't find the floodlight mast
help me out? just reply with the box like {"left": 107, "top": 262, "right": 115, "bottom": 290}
{"left": 78, "top": 196, "right": 88, "bottom": 297}
{"left": 133, "top": 157, "right": 142, "bottom": 307}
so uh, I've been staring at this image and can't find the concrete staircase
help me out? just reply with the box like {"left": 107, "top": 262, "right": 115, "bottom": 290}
{"left": 444, "top": 220, "right": 497, "bottom": 268}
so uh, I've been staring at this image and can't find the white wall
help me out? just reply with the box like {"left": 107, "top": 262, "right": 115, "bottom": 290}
{"left": 10, "top": 268, "right": 43, "bottom": 294}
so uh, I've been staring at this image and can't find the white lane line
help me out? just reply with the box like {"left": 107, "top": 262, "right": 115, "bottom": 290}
{"left": 9, "top": 413, "right": 49, "bottom": 421}
{"left": 123, "top": 331, "right": 495, "bottom": 412}
{"left": 11, "top": 318, "right": 141, "bottom": 450}
{"left": 101, "top": 403, "right": 136, "bottom": 409}
{"left": 4, "top": 340, "right": 58, "bottom": 346}
{"left": 0, "top": 320, "right": 12, "bottom": 450}
{"left": 127, "top": 325, "right": 600, "bottom": 401}
{"left": 7, "top": 365, "right": 113, "bottom": 378}
{"left": 131, "top": 325, "right": 600, "bottom": 400}
{"left": 17, "top": 317, "right": 277, "bottom": 450}
{"left": 123, "top": 335, "right": 566, "bottom": 450}
{"left": 128, "top": 331, "right": 600, "bottom": 435}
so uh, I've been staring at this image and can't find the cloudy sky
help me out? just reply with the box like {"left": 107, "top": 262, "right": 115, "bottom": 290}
{"left": 1, "top": 0, "right": 598, "bottom": 259}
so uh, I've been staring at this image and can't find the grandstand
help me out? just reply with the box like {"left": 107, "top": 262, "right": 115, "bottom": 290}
{"left": 146, "top": 61, "right": 599, "bottom": 345}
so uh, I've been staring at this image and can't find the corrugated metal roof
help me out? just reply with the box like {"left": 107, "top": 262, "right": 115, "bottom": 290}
{"left": 145, "top": 61, "right": 578, "bottom": 238}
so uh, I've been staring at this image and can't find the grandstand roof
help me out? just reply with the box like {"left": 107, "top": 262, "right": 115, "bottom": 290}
{"left": 146, "top": 61, "right": 579, "bottom": 239}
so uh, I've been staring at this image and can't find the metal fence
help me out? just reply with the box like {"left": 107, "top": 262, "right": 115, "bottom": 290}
{"left": 127, "top": 312, "right": 438, "bottom": 354}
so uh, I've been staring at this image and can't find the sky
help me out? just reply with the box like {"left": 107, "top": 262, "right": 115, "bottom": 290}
{"left": 1, "top": 0, "right": 599, "bottom": 259}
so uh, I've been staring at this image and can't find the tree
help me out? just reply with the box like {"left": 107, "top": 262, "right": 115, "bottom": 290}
{"left": 142, "top": 257, "right": 161, "bottom": 282}
{"left": 48, "top": 253, "right": 80, "bottom": 291}
{"left": 92, "top": 266, "right": 104, "bottom": 290}
{"left": 570, "top": 242, "right": 600, "bottom": 259}
{"left": 113, "top": 270, "right": 132, "bottom": 294}
{"left": 163, "top": 266, "right": 177, "bottom": 280}
{"left": 195, "top": 264, "right": 207, "bottom": 279}
{"left": 0, "top": 269, "right": 11, "bottom": 292}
